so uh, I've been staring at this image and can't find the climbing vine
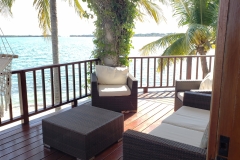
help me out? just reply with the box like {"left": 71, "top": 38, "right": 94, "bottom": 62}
{"left": 83, "top": 0, "right": 139, "bottom": 66}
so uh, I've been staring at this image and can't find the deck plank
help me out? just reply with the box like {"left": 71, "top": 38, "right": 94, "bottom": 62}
{"left": 134, "top": 105, "right": 173, "bottom": 132}
{"left": 95, "top": 142, "right": 123, "bottom": 160}
{"left": 124, "top": 103, "right": 168, "bottom": 131}
{"left": 0, "top": 125, "right": 42, "bottom": 147}
{"left": 103, "top": 145, "right": 123, "bottom": 160}
{"left": 143, "top": 109, "right": 175, "bottom": 134}
{"left": 40, "top": 151, "right": 65, "bottom": 160}
{"left": 0, "top": 140, "right": 43, "bottom": 159}
{"left": 124, "top": 101, "right": 160, "bottom": 125}
{"left": 0, "top": 91, "right": 175, "bottom": 160}
{"left": 0, "top": 133, "right": 42, "bottom": 156}
{"left": 0, "top": 126, "right": 42, "bottom": 151}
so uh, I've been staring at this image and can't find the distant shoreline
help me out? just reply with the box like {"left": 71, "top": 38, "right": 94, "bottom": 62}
{"left": 1, "top": 33, "right": 172, "bottom": 38}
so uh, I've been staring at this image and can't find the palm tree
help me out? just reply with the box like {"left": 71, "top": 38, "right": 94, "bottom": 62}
{"left": 140, "top": 0, "right": 219, "bottom": 77}
{"left": 33, "top": 0, "right": 84, "bottom": 106}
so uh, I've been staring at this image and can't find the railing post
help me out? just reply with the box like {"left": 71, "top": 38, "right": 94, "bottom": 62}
{"left": 143, "top": 87, "right": 148, "bottom": 93}
{"left": 186, "top": 56, "right": 192, "bottom": 79}
{"left": 71, "top": 100, "right": 78, "bottom": 108}
{"left": 18, "top": 71, "right": 29, "bottom": 124}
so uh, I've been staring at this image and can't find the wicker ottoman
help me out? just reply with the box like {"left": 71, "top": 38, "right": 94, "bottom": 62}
{"left": 42, "top": 104, "right": 124, "bottom": 160}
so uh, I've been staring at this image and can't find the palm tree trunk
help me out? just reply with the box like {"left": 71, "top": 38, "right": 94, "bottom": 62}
{"left": 50, "top": 0, "right": 61, "bottom": 110}
{"left": 200, "top": 56, "right": 209, "bottom": 77}
{"left": 197, "top": 46, "right": 209, "bottom": 77}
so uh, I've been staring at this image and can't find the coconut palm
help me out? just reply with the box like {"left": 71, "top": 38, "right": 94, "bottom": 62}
{"left": 33, "top": 0, "right": 84, "bottom": 106}
{"left": 140, "top": 0, "right": 219, "bottom": 77}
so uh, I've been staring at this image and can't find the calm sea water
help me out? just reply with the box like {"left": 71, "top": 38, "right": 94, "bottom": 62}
{"left": 7, "top": 37, "right": 162, "bottom": 70}
{"left": 1, "top": 36, "right": 214, "bottom": 110}
{"left": 2, "top": 37, "right": 162, "bottom": 107}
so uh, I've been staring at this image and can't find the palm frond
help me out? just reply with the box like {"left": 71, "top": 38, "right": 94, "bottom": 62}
{"left": 189, "top": 49, "right": 197, "bottom": 55}
{"left": 140, "top": 33, "right": 185, "bottom": 56}
{"left": 170, "top": 0, "right": 191, "bottom": 26}
{"left": 189, "top": 0, "right": 218, "bottom": 26}
{"left": 0, "top": 0, "right": 15, "bottom": 16}
{"left": 157, "top": 36, "right": 191, "bottom": 71}
{"left": 66, "top": 0, "right": 85, "bottom": 18}
{"left": 185, "top": 23, "right": 210, "bottom": 46}
{"left": 136, "top": 0, "right": 167, "bottom": 24}
{"left": 162, "top": 36, "right": 190, "bottom": 56}
{"left": 33, "top": 0, "right": 51, "bottom": 36}
{"left": 134, "top": 9, "right": 145, "bottom": 22}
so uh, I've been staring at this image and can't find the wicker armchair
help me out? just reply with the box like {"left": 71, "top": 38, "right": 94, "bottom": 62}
{"left": 175, "top": 80, "right": 211, "bottom": 111}
{"left": 91, "top": 73, "right": 138, "bottom": 112}
{"left": 123, "top": 91, "right": 211, "bottom": 160}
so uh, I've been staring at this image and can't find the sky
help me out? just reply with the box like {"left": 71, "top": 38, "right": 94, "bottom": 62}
{"left": 0, "top": 0, "right": 187, "bottom": 36}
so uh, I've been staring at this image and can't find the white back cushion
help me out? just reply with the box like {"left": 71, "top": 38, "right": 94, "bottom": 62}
{"left": 176, "top": 106, "right": 210, "bottom": 120}
{"left": 149, "top": 123, "right": 204, "bottom": 148}
{"left": 162, "top": 113, "right": 209, "bottom": 132}
{"left": 95, "top": 65, "right": 128, "bottom": 85}
{"left": 199, "top": 72, "right": 213, "bottom": 90}
{"left": 98, "top": 85, "right": 131, "bottom": 96}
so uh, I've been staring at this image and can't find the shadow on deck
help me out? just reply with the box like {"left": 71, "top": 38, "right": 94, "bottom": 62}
{"left": 0, "top": 91, "right": 174, "bottom": 160}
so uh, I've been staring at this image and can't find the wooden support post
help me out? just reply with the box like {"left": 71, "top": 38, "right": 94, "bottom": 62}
{"left": 143, "top": 87, "right": 148, "bottom": 93}
{"left": 208, "top": 0, "right": 240, "bottom": 159}
{"left": 71, "top": 99, "right": 78, "bottom": 108}
{"left": 18, "top": 71, "right": 29, "bottom": 124}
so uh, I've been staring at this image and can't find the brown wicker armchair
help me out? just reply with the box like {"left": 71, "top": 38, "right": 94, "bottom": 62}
{"left": 91, "top": 72, "right": 138, "bottom": 112}
{"left": 123, "top": 91, "right": 211, "bottom": 160}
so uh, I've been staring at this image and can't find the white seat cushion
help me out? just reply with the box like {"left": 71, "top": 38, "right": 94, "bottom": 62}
{"left": 149, "top": 123, "right": 204, "bottom": 148}
{"left": 175, "top": 106, "right": 210, "bottom": 120}
{"left": 162, "top": 112, "right": 209, "bottom": 132}
{"left": 199, "top": 72, "right": 213, "bottom": 90}
{"left": 95, "top": 65, "right": 128, "bottom": 85}
{"left": 98, "top": 85, "right": 131, "bottom": 97}
{"left": 177, "top": 92, "right": 184, "bottom": 101}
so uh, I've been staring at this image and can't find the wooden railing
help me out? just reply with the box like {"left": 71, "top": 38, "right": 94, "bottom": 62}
{"left": 0, "top": 55, "right": 214, "bottom": 127}
{"left": 0, "top": 59, "right": 100, "bottom": 126}
{"left": 128, "top": 55, "right": 215, "bottom": 92}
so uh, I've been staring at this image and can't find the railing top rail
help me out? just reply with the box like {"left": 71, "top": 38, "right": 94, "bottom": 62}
{"left": 12, "top": 58, "right": 99, "bottom": 73}
{"left": 11, "top": 55, "right": 215, "bottom": 73}
{"left": 128, "top": 55, "right": 215, "bottom": 58}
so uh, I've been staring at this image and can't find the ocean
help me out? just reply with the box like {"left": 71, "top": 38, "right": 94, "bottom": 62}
{"left": 7, "top": 36, "right": 162, "bottom": 70}
{"left": 0, "top": 36, "right": 215, "bottom": 118}
{"left": 2, "top": 37, "right": 162, "bottom": 107}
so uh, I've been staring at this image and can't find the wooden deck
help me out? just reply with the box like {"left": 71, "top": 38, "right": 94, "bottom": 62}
{"left": 0, "top": 91, "right": 174, "bottom": 160}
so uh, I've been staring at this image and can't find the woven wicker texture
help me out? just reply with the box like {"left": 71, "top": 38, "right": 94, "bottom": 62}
{"left": 174, "top": 80, "right": 212, "bottom": 111}
{"left": 123, "top": 92, "right": 211, "bottom": 160}
{"left": 42, "top": 105, "right": 124, "bottom": 160}
{"left": 183, "top": 91, "right": 211, "bottom": 110}
{"left": 123, "top": 130, "right": 206, "bottom": 160}
{"left": 91, "top": 73, "right": 138, "bottom": 112}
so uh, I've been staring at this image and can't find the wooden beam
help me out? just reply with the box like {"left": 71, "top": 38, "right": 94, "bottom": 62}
{"left": 208, "top": 0, "right": 240, "bottom": 159}
{"left": 220, "top": 0, "right": 240, "bottom": 159}
{"left": 207, "top": 0, "right": 230, "bottom": 158}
